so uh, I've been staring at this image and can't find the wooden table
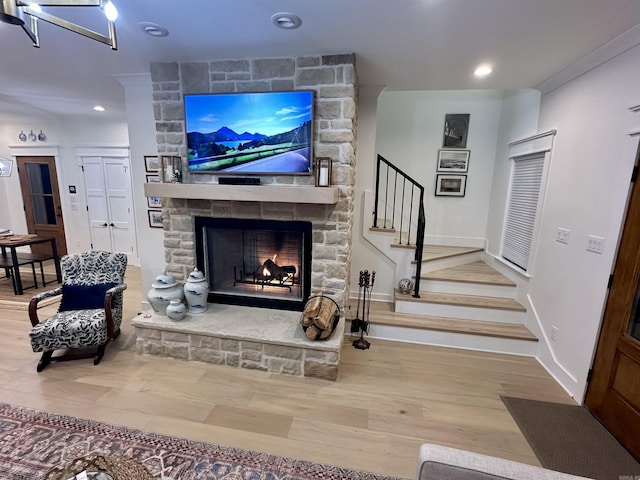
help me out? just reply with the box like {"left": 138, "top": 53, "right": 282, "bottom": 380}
{"left": 0, "top": 234, "right": 62, "bottom": 295}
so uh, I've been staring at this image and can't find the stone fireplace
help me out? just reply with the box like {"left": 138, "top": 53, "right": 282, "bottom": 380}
{"left": 195, "top": 216, "right": 312, "bottom": 311}
{"left": 133, "top": 54, "right": 357, "bottom": 380}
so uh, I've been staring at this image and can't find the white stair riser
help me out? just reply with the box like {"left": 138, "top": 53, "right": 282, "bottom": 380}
{"left": 420, "top": 251, "right": 484, "bottom": 273}
{"left": 345, "top": 323, "right": 537, "bottom": 356}
{"left": 420, "top": 280, "right": 516, "bottom": 298}
{"left": 395, "top": 300, "right": 525, "bottom": 324}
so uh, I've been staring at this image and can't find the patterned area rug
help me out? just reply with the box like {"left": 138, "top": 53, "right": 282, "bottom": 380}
{"left": 0, "top": 403, "right": 404, "bottom": 480}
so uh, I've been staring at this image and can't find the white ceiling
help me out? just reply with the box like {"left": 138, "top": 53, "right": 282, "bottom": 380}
{"left": 1, "top": 0, "right": 640, "bottom": 119}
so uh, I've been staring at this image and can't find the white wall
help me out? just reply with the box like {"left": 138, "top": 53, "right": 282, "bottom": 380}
{"left": 528, "top": 44, "right": 640, "bottom": 401}
{"left": 351, "top": 88, "right": 397, "bottom": 301}
{"left": 352, "top": 90, "right": 505, "bottom": 299}
{"left": 485, "top": 89, "right": 541, "bottom": 256}
{"left": 0, "top": 114, "right": 128, "bottom": 255}
{"left": 117, "top": 74, "right": 164, "bottom": 301}
{"left": 375, "top": 90, "right": 503, "bottom": 245}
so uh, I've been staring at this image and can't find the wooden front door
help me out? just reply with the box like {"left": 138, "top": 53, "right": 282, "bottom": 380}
{"left": 585, "top": 146, "right": 640, "bottom": 460}
{"left": 16, "top": 156, "right": 68, "bottom": 257}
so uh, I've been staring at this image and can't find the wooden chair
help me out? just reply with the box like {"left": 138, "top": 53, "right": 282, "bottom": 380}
{"left": 28, "top": 251, "right": 127, "bottom": 372}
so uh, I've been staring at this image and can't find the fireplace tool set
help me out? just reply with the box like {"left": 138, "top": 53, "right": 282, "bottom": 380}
{"left": 351, "top": 269, "right": 375, "bottom": 350}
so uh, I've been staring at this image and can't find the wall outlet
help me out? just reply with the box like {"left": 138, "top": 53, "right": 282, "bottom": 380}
{"left": 556, "top": 228, "right": 570, "bottom": 244}
{"left": 551, "top": 325, "right": 558, "bottom": 342}
{"left": 586, "top": 235, "right": 605, "bottom": 254}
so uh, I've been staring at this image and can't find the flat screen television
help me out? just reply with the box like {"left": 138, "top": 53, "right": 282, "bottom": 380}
{"left": 184, "top": 90, "right": 314, "bottom": 175}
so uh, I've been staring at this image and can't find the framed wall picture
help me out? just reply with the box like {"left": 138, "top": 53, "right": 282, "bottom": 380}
{"left": 148, "top": 210, "right": 163, "bottom": 228}
{"left": 146, "top": 174, "right": 160, "bottom": 183}
{"left": 160, "top": 155, "right": 183, "bottom": 183}
{"left": 442, "top": 114, "right": 470, "bottom": 148}
{"left": 435, "top": 174, "right": 467, "bottom": 197}
{"left": 0, "top": 158, "right": 12, "bottom": 177}
{"left": 437, "top": 149, "right": 470, "bottom": 173}
{"left": 147, "top": 196, "right": 162, "bottom": 208}
{"left": 144, "top": 155, "right": 159, "bottom": 173}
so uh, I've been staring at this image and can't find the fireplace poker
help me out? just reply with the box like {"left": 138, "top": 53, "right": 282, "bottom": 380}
{"left": 351, "top": 270, "right": 365, "bottom": 333}
{"left": 365, "top": 271, "right": 375, "bottom": 334}
{"left": 353, "top": 269, "right": 372, "bottom": 350}
{"left": 360, "top": 270, "right": 369, "bottom": 332}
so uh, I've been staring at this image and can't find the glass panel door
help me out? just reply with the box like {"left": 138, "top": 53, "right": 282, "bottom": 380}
{"left": 627, "top": 277, "right": 640, "bottom": 342}
{"left": 26, "top": 163, "right": 57, "bottom": 225}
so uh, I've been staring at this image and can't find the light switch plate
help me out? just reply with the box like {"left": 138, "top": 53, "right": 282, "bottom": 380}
{"left": 586, "top": 235, "right": 605, "bottom": 254}
{"left": 556, "top": 228, "right": 570, "bottom": 244}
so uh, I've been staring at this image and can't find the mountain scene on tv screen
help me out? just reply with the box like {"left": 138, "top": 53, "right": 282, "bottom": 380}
{"left": 187, "top": 120, "right": 312, "bottom": 173}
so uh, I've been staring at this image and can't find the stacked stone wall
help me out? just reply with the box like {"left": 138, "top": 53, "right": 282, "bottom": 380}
{"left": 150, "top": 54, "right": 357, "bottom": 308}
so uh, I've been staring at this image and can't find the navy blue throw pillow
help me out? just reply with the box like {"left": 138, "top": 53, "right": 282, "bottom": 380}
{"left": 58, "top": 283, "right": 119, "bottom": 312}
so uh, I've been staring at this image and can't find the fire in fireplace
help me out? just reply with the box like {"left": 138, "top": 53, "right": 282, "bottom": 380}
{"left": 195, "top": 217, "right": 312, "bottom": 311}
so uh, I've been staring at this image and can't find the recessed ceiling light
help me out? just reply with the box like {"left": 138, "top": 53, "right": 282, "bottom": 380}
{"left": 474, "top": 64, "right": 493, "bottom": 77}
{"left": 93, "top": 105, "right": 105, "bottom": 112}
{"left": 271, "top": 12, "right": 302, "bottom": 29}
{"left": 139, "top": 22, "right": 169, "bottom": 37}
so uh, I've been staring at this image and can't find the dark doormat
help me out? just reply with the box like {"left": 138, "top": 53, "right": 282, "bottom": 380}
{"left": 501, "top": 396, "right": 640, "bottom": 480}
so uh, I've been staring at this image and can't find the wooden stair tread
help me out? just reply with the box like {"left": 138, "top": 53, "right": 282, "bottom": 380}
{"left": 350, "top": 302, "right": 536, "bottom": 341}
{"left": 421, "top": 245, "right": 484, "bottom": 262}
{"left": 396, "top": 290, "right": 526, "bottom": 312}
{"left": 422, "top": 261, "right": 515, "bottom": 286}
{"left": 390, "top": 243, "right": 415, "bottom": 249}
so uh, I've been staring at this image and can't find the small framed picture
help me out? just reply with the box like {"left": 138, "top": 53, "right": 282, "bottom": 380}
{"left": 146, "top": 174, "right": 160, "bottom": 183}
{"left": 435, "top": 174, "right": 467, "bottom": 197}
{"left": 442, "top": 113, "right": 470, "bottom": 148}
{"left": 0, "top": 158, "right": 12, "bottom": 177}
{"left": 148, "top": 210, "right": 163, "bottom": 228}
{"left": 437, "top": 150, "right": 470, "bottom": 173}
{"left": 144, "top": 155, "right": 159, "bottom": 173}
{"left": 147, "top": 196, "right": 162, "bottom": 208}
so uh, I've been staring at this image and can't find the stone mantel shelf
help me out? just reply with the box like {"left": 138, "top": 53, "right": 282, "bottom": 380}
{"left": 144, "top": 182, "right": 339, "bottom": 204}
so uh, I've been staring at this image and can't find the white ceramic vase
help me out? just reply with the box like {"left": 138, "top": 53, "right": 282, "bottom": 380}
{"left": 166, "top": 298, "right": 187, "bottom": 321}
{"left": 147, "top": 271, "right": 184, "bottom": 315}
{"left": 184, "top": 267, "right": 209, "bottom": 313}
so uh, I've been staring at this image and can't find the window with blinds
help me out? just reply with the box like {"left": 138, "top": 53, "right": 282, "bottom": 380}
{"left": 501, "top": 153, "right": 546, "bottom": 271}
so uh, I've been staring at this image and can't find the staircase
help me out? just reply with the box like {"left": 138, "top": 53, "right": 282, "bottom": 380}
{"left": 356, "top": 243, "right": 537, "bottom": 356}
{"left": 360, "top": 156, "right": 537, "bottom": 356}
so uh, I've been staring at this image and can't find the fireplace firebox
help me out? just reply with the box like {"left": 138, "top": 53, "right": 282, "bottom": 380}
{"left": 195, "top": 217, "right": 312, "bottom": 311}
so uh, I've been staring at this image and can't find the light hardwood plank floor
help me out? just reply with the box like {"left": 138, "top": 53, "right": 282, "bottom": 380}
{"left": 0, "top": 265, "right": 575, "bottom": 479}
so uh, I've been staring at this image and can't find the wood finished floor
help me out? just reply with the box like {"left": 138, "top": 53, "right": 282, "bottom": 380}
{"left": 0, "top": 265, "right": 575, "bottom": 479}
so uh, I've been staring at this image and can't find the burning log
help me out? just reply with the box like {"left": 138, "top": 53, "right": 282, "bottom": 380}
{"left": 258, "top": 258, "right": 295, "bottom": 283}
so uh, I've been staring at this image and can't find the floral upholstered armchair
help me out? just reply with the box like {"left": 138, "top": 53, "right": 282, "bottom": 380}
{"left": 28, "top": 251, "right": 128, "bottom": 372}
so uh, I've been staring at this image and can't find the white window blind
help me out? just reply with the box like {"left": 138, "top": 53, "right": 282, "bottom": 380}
{"left": 502, "top": 153, "right": 545, "bottom": 271}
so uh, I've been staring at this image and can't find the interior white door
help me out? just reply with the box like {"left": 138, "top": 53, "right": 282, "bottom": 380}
{"left": 83, "top": 155, "right": 138, "bottom": 263}
{"left": 84, "top": 156, "right": 113, "bottom": 252}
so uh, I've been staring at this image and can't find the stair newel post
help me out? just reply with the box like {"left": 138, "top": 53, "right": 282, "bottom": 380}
{"left": 413, "top": 191, "right": 425, "bottom": 298}
{"left": 373, "top": 156, "right": 382, "bottom": 228}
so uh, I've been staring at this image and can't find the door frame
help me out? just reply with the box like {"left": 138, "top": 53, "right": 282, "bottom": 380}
{"left": 9, "top": 145, "right": 68, "bottom": 250}
{"left": 76, "top": 146, "right": 139, "bottom": 265}
{"left": 582, "top": 121, "right": 640, "bottom": 457}
{"left": 16, "top": 155, "right": 68, "bottom": 257}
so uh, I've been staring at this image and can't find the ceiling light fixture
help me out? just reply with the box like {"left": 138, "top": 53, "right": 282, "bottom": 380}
{"left": 474, "top": 64, "right": 493, "bottom": 77}
{"left": 93, "top": 105, "right": 105, "bottom": 112}
{"left": 271, "top": 12, "right": 301, "bottom": 30}
{"left": 0, "top": 0, "right": 118, "bottom": 49}
{"left": 139, "top": 22, "right": 168, "bottom": 37}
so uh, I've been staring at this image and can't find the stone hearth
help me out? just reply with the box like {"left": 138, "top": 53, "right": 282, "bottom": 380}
{"left": 134, "top": 53, "right": 358, "bottom": 378}
{"left": 133, "top": 305, "right": 344, "bottom": 380}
